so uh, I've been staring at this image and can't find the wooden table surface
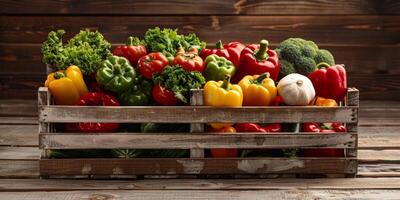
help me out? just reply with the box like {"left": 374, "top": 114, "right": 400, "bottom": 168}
{"left": 0, "top": 100, "right": 399, "bottom": 199}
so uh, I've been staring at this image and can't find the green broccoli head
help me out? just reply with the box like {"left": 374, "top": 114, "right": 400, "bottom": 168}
{"left": 295, "top": 57, "right": 317, "bottom": 75}
{"left": 275, "top": 38, "right": 335, "bottom": 79}
{"left": 278, "top": 59, "right": 296, "bottom": 80}
{"left": 314, "top": 49, "right": 335, "bottom": 66}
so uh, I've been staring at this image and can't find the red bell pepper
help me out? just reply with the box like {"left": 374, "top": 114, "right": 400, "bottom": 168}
{"left": 307, "top": 62, "right": 347, "bottom": 103}
{"left": 173, "top": 47, "right": 205, "bottom": 72}
{"left": 152, "top": 83, "right": 182, "bottom": 106}
{"left": 232, "top": 40, "right": 279, "bottom": 83}
{"left": 200, "top": 40, "right": 244, "bottom": 68}
{"left": 301, "top": 122, "right": 347, "bottom": 157}
{"left": 235, "top": 123, "right": 282, "bottom": 133}
{"left": 113, "top": 37, "right": 147, "bottom": 66}
{"left": 66, "top": 92, "right": 120, "bottom": 133}
{"left": 137, "top": 52, "right": 169, "bottom": 80}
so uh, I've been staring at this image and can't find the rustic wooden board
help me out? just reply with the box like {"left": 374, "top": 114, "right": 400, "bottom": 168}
{"left": 39, "top": 158, "right": 357, "bottom": 176}
{"left": 2, "top": 16, "right": 399, "bottom": 45}
{"left": 39, "top": 133, "right": 356, "bottom": 149}
{"left": 2, "top": 0, "right": 399, "bottom": 15}
{"left": 359, "top": 150, "right": 400, "bottom": 164}
{"left": 0, "top": 147, "right": 40, "bottom": 160}
{"left": 0, "top": 125, "right": 38, "bottom": 146}
{"left": 38, "top": 105, "right": 357, "bottom": 123}
{"left": 1, "top": 189, "right": 400, "bottom": 200}
{"left": 0, "top": 160, "right": 38, "bottom": 178}
{"left": 1, "top": 178, "right": 400, "bottom": 191}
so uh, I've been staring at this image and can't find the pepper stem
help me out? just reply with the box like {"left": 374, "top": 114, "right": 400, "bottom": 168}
{"left": 256, "top": 72, "right": 270, "bottom": 83}
{"left": 316, "top": 62, "right": 331, "bottom": 69}
{"left": 221, "top": 75, "right": 231, "bottom": 90}
{"left": 216, "top": 40, "right": 224, "bottom": 49}
{"left": 53, "top": 72, "right": 66, "bottom": 79}
{"left": 126, "top": 36, "right": 141, "bottom": 46}
{"left": 255, "top": 40, "right": 269, "bottom": 60}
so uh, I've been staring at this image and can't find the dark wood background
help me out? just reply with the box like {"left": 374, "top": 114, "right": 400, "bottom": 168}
{"left": 0, "top": 0, "right": 399, "bottom": 100}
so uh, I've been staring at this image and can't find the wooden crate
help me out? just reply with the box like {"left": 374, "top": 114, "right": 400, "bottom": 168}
{"left": 38, "top": 87, "right": 359, "bottom": 178}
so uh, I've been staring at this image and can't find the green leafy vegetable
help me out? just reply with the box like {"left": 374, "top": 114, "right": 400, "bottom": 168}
{"left": 144, "top": 27, "right": 206, "bottom": 57}
{"left": 41, "top": 29, "right": 112, "bottom": 75}
{"left": 153, "top": 65, "right": 205, "bottom": 103}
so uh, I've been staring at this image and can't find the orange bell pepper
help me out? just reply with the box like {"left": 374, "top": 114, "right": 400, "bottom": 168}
{"left": 238, "top": 72, "right": 277, "bottom": 106}
{"left": 311, "top": 96, "right": 338, "bottom": 107}
{"left": 45, "top": 65, "right": 88, "bottom": 105}
{"left": 208, "top": 126, "right": 238, "bottom": 158}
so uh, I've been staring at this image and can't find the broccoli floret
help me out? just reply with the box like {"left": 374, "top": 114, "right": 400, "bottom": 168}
{"left": 275, "top": 38, "right": 335, "bottom": 79}
{"left": 295, "top": 57, "right": 317, "bottom": 75}
{"left": 315, "top": 49, "right": 335, "bottom": 66}
{"left": 278, "top": 59, "right": 296, "bottom": 80}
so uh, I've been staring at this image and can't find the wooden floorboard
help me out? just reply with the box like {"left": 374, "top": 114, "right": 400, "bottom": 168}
{"left": 1, "top": 189, "right": 400, "bottom": 200}
{"left": 0, "top": 178, "right": 399, "bottom": 191}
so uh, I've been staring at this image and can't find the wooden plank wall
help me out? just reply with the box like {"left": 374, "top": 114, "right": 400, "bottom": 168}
{"left": 0, "top": 0, "right": 399, "bottom": 100}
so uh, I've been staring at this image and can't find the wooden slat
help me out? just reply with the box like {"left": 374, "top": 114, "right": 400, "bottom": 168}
{"left": 2, "top": 44, "right": 399, "bottom": 75}
{"left": 0, "top": 125, "right": 38, "bottom": 146}
{"left": 38, "top": 105, "right": 357, "bottom": 123}
{"left": 1, "top": 16, "right": 399, "bottom": 45}
{"left": 0, "top": 160, "right": 38, "bottom": 178}
{"left": 39, "top": 133, "right": 356, "bottom": 149}
{"left": 0, "top": 178, "right": 400, "bottom": 191}
{"left": 0, "top": 147, "right": 40, "bottom": 160}
{"left": 39, "top": 158, "right": 357, "bottom": 176}
{"left": 1, "top": 190, "right": 400, "bottom": 200}
{"left": 0, "top": 117, "right": 37, "bottom": 125}
{"left": 0, "top": 100, "right": 37, "bottom": 116}
{"left": 359, "top": 150, "right": 400, "bottom": 164}
{"left": 1, "top": 0, "right": 399, "bottom": 15}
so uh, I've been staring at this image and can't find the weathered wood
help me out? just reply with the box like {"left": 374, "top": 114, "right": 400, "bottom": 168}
{"left": 0, "top": 147, "right": 40, "bottom": 160}
{"left": 39, "top": 158, "right": 357, "bottom": 176}
{"left": 2, "top": 0, "right": 399, "bottom": 15}
{"left": 0, "top": 160, "right": 38, "bottom": 178}
{"left": 38, "top": 87, "right": 50, "bottom": 159}
{"left": 189, "top": 89, "right": 204, "bottom": 133}
{"left": 38, "top": 106, "right": 357, "bottom": 123}
{"left": 2, "top": 190, "right": 400, "bottom": 200}
{"left": 39, "top": 133, "right": 356, "bottom": 149}
{"left": 0, "top": 100, "right": 37, "bottom": 117}
{"left": 1, "top": 178, "right": 400, "bottom": 191}
{"left": 2, "top": 16, "right": 399, "bottom": 45}
{"left": 359, "top": 150, "right": 400, "bottom": 164}
{"left": 0, "top": 125, "right": 38, "bottom": 146}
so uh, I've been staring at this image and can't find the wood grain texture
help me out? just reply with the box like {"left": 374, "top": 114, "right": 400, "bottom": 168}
{"left": 1, "top": 190, "right": 400, "bottom": 200}
{"left": 39, "top": 158, "right": 357, "bottom": 176}
{"left": 0, "top": 125, "right": 38, "bottom": 146}
{"left": 1, "top": 15, "right": 399, "bottom": 45}
{"left": 0, "top": 178, "right": 400, "bottom": 191}
{"left": 39, "top": 133, "right": 356, "bottom": 149}
{"left": 0, "top": 160, "right": 38, "bottom": 178}
{"left": 1, "top": 0, "right": 399, "bottom": 15}
{"left": 38, "top": 105, "right": 357, "bottom": 123}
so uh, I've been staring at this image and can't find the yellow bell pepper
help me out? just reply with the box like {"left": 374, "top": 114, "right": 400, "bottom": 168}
{"left": 203, "top": 75, "right": 243, "bottom": 129}
{"left": 238, "top": 72, "right": 277, "bottom": 106}
{"left": 311, "top": 96, "right": 338, "bottom": 107}
{"left": 45, "top": 65, "right": 88, "bottom": 105}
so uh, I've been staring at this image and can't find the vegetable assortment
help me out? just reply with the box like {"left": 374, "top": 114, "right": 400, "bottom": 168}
{"left": 42, "top": 27, "right": 348, "bottom": 159}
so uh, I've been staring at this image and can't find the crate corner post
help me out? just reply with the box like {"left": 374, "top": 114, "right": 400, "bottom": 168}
{"left": 345, "top": 87, "right": 359, "bottom": 177}
{"left": 189, "top": 89, "right": 205, "bottom": 158}
{"left": 38, "top": 87, "right": 52, "bottom": 178}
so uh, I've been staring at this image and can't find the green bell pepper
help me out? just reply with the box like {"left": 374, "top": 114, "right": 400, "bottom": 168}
{"left": 118, "top": 76, "right": 153, "bottom": 106}
{"left": 202, "top": 54, "right": 236, "bottom": 81}
{"left": 96, "top": 55, "right": 136, "bottom": 93}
